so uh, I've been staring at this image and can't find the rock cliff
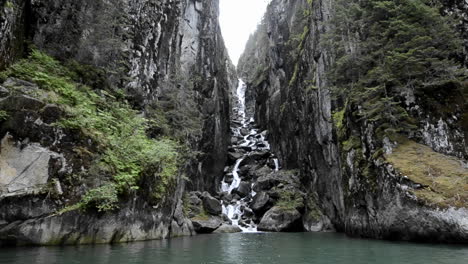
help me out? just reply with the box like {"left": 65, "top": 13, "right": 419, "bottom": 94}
{"left": 0, "top": 0, "right": 233, "bottom": 246}
{"left": 238, "top": 0, "right": 468, "bottom": 243}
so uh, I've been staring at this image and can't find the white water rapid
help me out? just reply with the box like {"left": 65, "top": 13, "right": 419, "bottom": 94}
{"left": 220, "top": 79, "right": 279, "bottom": 233}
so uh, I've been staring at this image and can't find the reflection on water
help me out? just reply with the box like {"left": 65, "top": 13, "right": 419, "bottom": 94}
{"left": 0, "top": 232, "right": 467, "bottom": 264}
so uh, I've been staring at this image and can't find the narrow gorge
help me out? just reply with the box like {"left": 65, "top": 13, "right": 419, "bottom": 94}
{"left": 0, "top": 0, "right": 467, "bottom": 255}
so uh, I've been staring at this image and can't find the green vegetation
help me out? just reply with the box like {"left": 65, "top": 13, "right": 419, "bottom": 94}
{"left": 4, "top": 1, "right": 14, "bottom": 9}
{"left": 329, "top": 0, "right": 465, "bottom": 138}
{"left": 1, "top": 50, "right": 182, "bottom": 211}
{"left": 0, "top": 110, "right": 8, "bottom": 121}
{"left": 386, "top": 137, "right": 468, "bottom": 208}
{"left": 276, "top": 189, "right": 304, "bottom": 210}
{"left": 81, "top": 184, "right": 119, "bottom": 212}
{"left": 191, "top": 209, "right": 210, "bottom": 221}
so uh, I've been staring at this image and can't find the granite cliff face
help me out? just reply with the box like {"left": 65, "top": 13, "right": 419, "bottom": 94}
{"left": 0, "top": 0, "right": 232, "bottom": 246}
{"left": 238, "top": 0, "right": 468, "bottom": 243}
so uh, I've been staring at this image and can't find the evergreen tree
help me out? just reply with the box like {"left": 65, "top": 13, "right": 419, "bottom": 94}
{"left": 330, "top": 0, "right": 465, "bottom": 137}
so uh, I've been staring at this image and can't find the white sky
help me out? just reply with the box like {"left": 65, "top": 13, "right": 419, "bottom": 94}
{"left": 219, "top": 0, "right": 270, "bottom": 66}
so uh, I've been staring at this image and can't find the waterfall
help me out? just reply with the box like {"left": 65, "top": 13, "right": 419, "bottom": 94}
{"left": 220, "top": 79, "right": 279, "bottom": 233}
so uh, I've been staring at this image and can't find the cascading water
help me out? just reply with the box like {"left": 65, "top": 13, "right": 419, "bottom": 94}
{"left": 220, "top": 79, "right": 279, "bottom": 232}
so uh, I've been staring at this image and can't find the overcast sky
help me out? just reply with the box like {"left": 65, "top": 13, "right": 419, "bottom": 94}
{"left": 219, "top": 0, "right": 270, "bottom": 66}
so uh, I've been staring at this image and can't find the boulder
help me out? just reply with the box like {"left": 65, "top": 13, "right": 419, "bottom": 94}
{"left": 251, "top": 192, "right": 271, "bottom": 214}
{"left": 227, "top": 152, "right": 243, "bottom": 165}
{"left": 213, "top": 224, "right": 242, "bottom": 233}
{"left": 251, "top": 166, "right": 273, "bottom": 180}
{"left": 202, "top": 194, "right": 222, "bottom": 215}
{"left": 220, "top": 192, "right": 233, "bottom": 202}
{"left": 232, "top": 182, "right": 251, "bottom": 198}
{"left": 257, "top": 206, "right": 302, "bottom": 232}
{"left": 191, "top": 216, "right": 222, "bottom": 233}
{"left": 255, "top": 175, "right": 281, "bottom": 192}
{"left": 231, "top": 137, "right": 239, "bottom": 145}
{"left": 0, "top": 95, "right": 45, "bottom": 112}
{"left": 242, "top": 207, "right": 254, "bottom": 218}
{"left": 240, "top": 128, "right": 250, "bottom": 136}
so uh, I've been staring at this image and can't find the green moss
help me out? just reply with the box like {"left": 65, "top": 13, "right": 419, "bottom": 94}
{"left": 0, "top": 110, "right": 8, "bottom": 121}
{"left": 191, "top": 209, "right": 210, "bottom": 221}
{"left": 342, "top": 136, "right": 361, "bottom": 152}
{"left": 276, "top": 190, "right": 304, "bottom": 210}
{"left": 288, "top": 25, "right": 310, "bottom": 87}
{"left": 4, "top": 1, "right": 14, "bottom": 9}
{"left": 1, "top": 50, "right": 182, "bottom": 211}
{"left": 386, "top": 137, "right": 468, "bottom": 209}
{"left": 332, "top": 108, "right": 345, "bottom": 131}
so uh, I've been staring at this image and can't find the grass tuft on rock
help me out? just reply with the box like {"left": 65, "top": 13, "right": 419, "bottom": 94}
{"left": 385, "top": 137, "right": 468, "bottom": 209}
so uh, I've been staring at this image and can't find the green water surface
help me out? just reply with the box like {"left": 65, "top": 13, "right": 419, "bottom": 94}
{"left": 0, "top": 232, "right": 467, "bottom": 264}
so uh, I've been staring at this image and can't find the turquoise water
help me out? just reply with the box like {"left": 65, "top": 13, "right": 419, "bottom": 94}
{"left": 0, "top": 232, "right": 467, "bottom": 264}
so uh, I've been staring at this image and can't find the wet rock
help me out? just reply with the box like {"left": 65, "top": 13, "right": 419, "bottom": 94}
{"left": 258, "top": 206, "right": 302, "bottom": 232}
{"left": 251, "top": 192, "right": 271, "bottom": 214}
{"left": 222, "top": 214, "right": 232, "bottom": 224}
{"left": 202, "top": 194, "right": 222, "bottom": 216}
{"left": 232, "top": 182, "right": 251, "bottom": 198}
{"left": 231, "top": 137, "right": 239, "bottom": 145}
{"left": 240, "top": 146, "right": 253, "bottom": 152}
{"left": 228, "top": 152, "right": 244, "bottom": 164}
{"left": 191, "top": 216, "right": 222, "bottom": 233}
{"left": 223, "top": 173, "right": 234, "bottom": 184}
{"left": 240, "top": 128, "right": 250, "bottom": 136}
{"left": 220, "top": 192, "right": 233, "bottom": 204}
{"left": 232, "top": 193, "right": 241, "bottom": 201}
{"left": 243, "top": 207, "right": 254, "bottom": 218}
{"left": 213, "top": 224, "right": 242, "bottom": 233}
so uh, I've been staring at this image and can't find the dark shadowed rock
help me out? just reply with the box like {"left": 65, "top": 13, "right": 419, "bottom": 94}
{"left": 228, "top": 152, "right": 244, "bottom": 164}
{"left": 251, "top": 192, "right": 270, "bottom": 214}
{"left": 258, "top": 206, "right": 302, "bottom": 232}
{"left": 0, "top": 95, "right": 45, "bottom": 112}
{"left": 232, "top": 182, "right": 251, "bottom": 198}
{"left": 223, "top": 173, "right": 234, "bottom": 184}
{"left": 202, "top": 194, "right": 222, "bottom": 216}
{"left": 191, "top": 216, "right": 222, "bottom": 233}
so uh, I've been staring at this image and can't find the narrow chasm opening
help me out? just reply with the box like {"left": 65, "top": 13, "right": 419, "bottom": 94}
{"left": 217, "top": 0, "right": 302, "bottom": 233}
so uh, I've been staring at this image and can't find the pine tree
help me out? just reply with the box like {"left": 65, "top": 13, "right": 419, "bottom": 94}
{"left": 330, "top": 0, "right": 465, "bottom": 137}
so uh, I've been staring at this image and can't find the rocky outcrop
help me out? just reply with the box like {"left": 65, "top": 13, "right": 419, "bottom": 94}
{"left": 258, "top": 207, "right": 302, "bottom": 232}
{"left": 238, "top": 0, "right": 468, "bottom": 243}
{"left": 0, "top": 0, "right": 233, "bottom": 246}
